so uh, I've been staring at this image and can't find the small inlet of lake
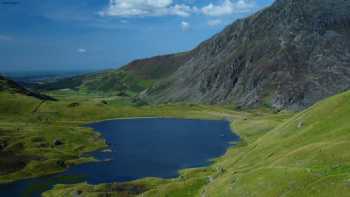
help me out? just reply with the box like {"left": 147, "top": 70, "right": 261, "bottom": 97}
{"left": 0, "top": 118, "right": 239, "bottom": 196}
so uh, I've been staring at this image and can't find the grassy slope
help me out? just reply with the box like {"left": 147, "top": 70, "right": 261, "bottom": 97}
{"left": 0, "top": 92, "right": 105, "bottom": 183}
{"left": 202, "top": 91, "right": 350, "bottom": 197}
{"left": 43, "top": 91, "right": 350, "bottom": 197}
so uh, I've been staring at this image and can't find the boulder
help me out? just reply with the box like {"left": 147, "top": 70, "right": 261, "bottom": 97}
{"left": 297, "top": 121, "right": 304, "bottom": 128}
{"left": 53, "top": 139, "right": 63, "bottom": 146}
{"left": 67, "top": 102, "right": 80, "bottom": 108}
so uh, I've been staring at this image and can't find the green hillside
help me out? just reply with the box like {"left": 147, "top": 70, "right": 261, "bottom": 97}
{"left": 203, "top": 90, "right": 350, "bottom": 196}
{"left": 37, "top": 52, "right": 190, "bottom": 96}
{"left": 36, "top": 70, "right": 152, "bottom": 96}
{"left": 0, "top": 91, "right": 106, "bottom": 182}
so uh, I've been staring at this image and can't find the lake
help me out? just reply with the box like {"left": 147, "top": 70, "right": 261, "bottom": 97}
{"left": 0, "top": 118, "right": 239, "bottom": 196}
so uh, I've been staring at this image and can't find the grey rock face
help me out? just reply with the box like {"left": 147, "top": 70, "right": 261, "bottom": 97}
{"left": 145, "top": 0, "right": 350, "bottom": 110}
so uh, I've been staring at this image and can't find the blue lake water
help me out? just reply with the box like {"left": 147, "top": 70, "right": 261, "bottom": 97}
{"left": 0, "top": 118, "right": 239, "bottom": 196}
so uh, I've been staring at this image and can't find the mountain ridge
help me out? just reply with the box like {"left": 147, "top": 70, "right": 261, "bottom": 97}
{"left": 144, "top": 0, "right": 350, "bottom": 110}
{"left": 36, "top": 0, "right": 350, "bottom": 110}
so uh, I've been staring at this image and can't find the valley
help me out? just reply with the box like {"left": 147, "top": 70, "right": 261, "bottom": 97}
{"left": 0, "top": 76, "right": 294, "bottom": 196}
{"left": 1, "top": 0, "right": 350, "bottom": 196}
{"left": 41, "top": 90, "right": 350, "bottom": 197}
{"left": 2, "top": 78, "right": 350, "bottom": 196}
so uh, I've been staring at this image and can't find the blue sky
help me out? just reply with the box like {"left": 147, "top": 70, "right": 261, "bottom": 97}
{"left": 0, "top": 0, "right": 273, "bottom": 71}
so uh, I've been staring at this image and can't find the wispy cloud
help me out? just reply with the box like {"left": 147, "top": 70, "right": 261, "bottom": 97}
{"left": 120, "top": 19, "right": 128, "bottom": 24}
{"left": 99, "top": 0, "right": 255, "bottom": 17}
{"left": 181, "top": 21, "right": 190, "bottom": 31}
{"left": 0, "top": 35, "right": 13, "bottom": 41}
{"left": 202, "top": 0, "right": 255, "bottom": 16}
{"left": 207, "top": 19, "right": 222, "bottom": 26}
{"left": 77, "top": 48, "right": 87, "bottom": 53}
{"left": 99, "top": 0, "right": 196, "bottom": 17}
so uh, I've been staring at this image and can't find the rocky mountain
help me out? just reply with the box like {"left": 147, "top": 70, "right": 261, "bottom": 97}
{"left": 0, "top": 75, "right": 55, "bottom": 101}
{"left": 144, "top": 0, "right": 350, "bottom": 110}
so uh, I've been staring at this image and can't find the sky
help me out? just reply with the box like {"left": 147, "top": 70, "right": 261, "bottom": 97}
{"left": 0, "top": 0, "right": 274, "bottom": 72}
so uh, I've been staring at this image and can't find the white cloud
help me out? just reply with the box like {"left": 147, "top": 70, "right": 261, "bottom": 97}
{"left": 99, "top": 0, "right": 255, "bottom": 17}
{"left": 77, "top": 48, "right": 87, "bottom": 53}
{"left": 169, "top": 4, "right": 195, "bottom": 17}
{"left": 99, "top": 0, "right": 194, "bottom": 17}
{"left": 208, "top": 19, "right": 222, "bottom": 26}
{"left": 202, "top": 0, "right": 255, "bottom": 16}
{"left": 181, "top": 21, "right": 190, "bottom": 31}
